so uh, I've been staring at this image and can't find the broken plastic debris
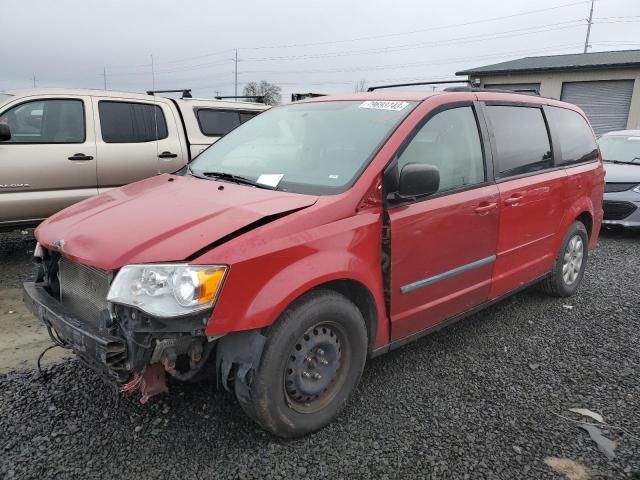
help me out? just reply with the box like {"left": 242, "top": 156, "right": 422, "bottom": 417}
{"left": 569, "top": 408, "right": 604, "bottom": 424}
{"left": 579, "top": 424, "right": 616, "bottom": 460}
{"left": 544, "top": 457, "right": 588, "bottom": 480}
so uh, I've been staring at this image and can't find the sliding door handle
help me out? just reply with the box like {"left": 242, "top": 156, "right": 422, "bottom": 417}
{"left": 158, "top": 151, "right": 178, "bottom": 158}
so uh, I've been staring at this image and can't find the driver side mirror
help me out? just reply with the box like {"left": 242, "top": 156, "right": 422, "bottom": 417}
{"left": 397, "top": 163, "right": 440, "bottom": 200}
{"left": 0, "top": 124, "right": 11, "bottom": 142}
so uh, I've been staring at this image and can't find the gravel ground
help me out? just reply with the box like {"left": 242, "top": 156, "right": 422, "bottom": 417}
{"left": 0, "top": 229, "right": 35, "bottom": 289}
{"left": 1, "top": 230, "right": 639, "bottom": 479}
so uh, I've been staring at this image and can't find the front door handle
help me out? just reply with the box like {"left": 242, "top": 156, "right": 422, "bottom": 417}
{"left": 158, "top": 151, "right": 178, "bottom": 159}
{"left": 504, "top": 193, "right": 525, "bottom": 206}
{"left": 68, "top": 153, "right": 94, "bottom": 161}
{"left": 474, "top": 202, "right": 497, "bottom": 215}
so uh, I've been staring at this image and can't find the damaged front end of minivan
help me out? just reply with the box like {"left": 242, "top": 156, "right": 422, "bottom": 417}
{"left": 23, "top": 246, "right": 265, "bottom": 403}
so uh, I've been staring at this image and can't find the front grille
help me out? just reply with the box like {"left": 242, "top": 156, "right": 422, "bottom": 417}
{"left": 605, "top": 182, "right": 638, "bottom": 193}
{"left": 603, "top": 200, "right": 638, "bottom": 220}
{"left": 59, "top": 258, "right": 111, "bottom": 326}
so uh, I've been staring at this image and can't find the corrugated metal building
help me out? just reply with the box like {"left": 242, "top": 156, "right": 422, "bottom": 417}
{"left": 457, "top": 49, "right": 640, "bottom": 135}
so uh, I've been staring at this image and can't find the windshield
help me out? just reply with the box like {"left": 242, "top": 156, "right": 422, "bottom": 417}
{"left": 599, "top": 135, "right": 640, "bottom": 163}
{"left": 189, "top": 100, "right": 417, "bottom": 195}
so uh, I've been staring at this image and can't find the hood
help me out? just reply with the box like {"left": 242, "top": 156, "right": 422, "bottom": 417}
{"left": 604, "top": 162, "right": 640, "bottom": 183}
{"left": 36, "top": 174, "right": 317, "bottom": 270}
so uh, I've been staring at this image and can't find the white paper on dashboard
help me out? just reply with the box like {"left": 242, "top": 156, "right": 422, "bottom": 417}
{"left": 256, "top": 174, "right": 284, "bottom": 187}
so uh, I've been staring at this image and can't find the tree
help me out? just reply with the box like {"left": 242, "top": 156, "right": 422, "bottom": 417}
{"left": 243, "top": 80, "right": 282, "bottom": 105}
{"left": 353, "top": 78, "right": 368, "bottom": 93}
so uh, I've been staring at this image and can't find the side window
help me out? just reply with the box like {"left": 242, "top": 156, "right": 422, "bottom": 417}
{"left": 486, "top": 106, "right": 553, "bottom": 178}
{"left": 396, "top": 106, "right": 485, "bottom": 193}
{"left": 197, "top": 109, "right": 241, "bottom": 136}
{"left": 546, "top": 107, "right": 598, "bottom": 166}
{"left": 98, "top": 101, "right": 168, "bottom": 143}
{"left": 0, "top": 99, "right": 85, "bottom": 143}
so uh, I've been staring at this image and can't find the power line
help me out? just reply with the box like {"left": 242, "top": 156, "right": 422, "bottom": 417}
{"left": 100, "top": 0, "right": 590, "bottom": 71}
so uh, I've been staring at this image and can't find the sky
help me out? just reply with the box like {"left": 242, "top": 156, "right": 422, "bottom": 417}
{"left": 1, "top": 0, "right": 639, "bottom": 102}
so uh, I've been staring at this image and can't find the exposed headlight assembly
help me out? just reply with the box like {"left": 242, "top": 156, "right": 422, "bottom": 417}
{"left": 107, "top": 264, "right": 227, "bottom": 317}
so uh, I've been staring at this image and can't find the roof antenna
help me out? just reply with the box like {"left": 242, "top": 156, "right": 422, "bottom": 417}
{"left": 151, "top": 54, "right": 161, "bottom": 175}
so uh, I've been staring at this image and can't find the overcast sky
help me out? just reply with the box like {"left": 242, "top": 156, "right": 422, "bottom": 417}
{"left": 1, "top": 0, "right": 639, "bottom": 101}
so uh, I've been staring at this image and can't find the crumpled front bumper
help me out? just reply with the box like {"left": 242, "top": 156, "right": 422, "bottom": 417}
{"left": 23, "top": 281, "right": 128, "bottom": 382}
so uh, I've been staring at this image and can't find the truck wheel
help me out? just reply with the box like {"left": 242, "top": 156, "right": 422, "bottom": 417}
{"left": 237, "top": 290, "right": 367, "bottom": 438}
{"left": 539, "top": 221, "right": 589, "bottom": 297}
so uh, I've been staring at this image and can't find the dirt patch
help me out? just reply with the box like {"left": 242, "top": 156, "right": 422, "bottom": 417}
{"left": 0, "top": 287, "right": 71, "bottom": 373}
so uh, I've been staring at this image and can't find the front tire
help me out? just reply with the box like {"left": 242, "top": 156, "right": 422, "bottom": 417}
{"left": 237, "top": 290, "right": 367, "bottom": 438}
{"left": 539, "top": 221, "right": 589, "bottom": 297}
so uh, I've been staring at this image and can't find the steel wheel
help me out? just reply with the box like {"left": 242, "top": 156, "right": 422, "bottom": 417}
{"left": 284, "top": 322, "right": 348, "bottom": 414}
{"left": 562, "top": 234, "right": 584, "bottom": 285}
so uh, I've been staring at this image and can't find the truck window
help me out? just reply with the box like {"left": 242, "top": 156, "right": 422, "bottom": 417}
{"left": 546, "top": 107, "right": 598, "bottom": 166}
{"left": 486, "top": 106, "right": 553, "bottom": 178}
{"left": 239, "top": 112, "right": 258, "bottom": 124}
{"left": 196, "top": 109, "right": 243, "bottom": 136}
{"left": 396, "top": 106, "right": 485, "bottom": 193}
{"left": 0, "top": 99, "right": 85, "bottom": 144}
{"left": 98, "top": 101, "right": 168, "bottom": 143}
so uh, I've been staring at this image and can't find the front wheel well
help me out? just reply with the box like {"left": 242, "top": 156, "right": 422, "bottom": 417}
{"left": 576, "top": 211, "right": 593, "bottom": 238}
{"left": 307, "top": 279, "right": 378, "bottom": 355}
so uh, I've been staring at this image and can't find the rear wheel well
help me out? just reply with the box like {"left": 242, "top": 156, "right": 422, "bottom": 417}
{"left": 308, "top": 280, "right": 377, "bottom": 355}
{"left": 576, "top": 211, "right": 593, "bottom": 238}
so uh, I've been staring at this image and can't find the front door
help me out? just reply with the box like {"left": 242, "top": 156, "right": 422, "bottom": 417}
{"left": 0, "top": 96, "right": 97, "bottom": 226}
{"left": 387, "top": 104, "right": 500, "bottom": 341}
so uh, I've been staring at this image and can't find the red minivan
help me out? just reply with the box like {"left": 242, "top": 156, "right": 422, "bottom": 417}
{"left": 24, "top": 89, "right": 604, "bottom": 437}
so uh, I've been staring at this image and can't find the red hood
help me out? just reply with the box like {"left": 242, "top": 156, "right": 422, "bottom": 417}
{"left": 36, "top": 174, "right": 317, "bottom": 270}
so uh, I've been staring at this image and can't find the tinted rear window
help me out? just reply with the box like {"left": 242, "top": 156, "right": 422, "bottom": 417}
{"left": 546, "top": 107, "right": 598, "bottom": 166}
{"left": 486, "top": 106, "right": 553, "bottom": 178}
{"left": 99, "top": 101, "right": 168, "bottom": 143}
{"left": 197, "top": 110, "right": 241, "bottom": 136}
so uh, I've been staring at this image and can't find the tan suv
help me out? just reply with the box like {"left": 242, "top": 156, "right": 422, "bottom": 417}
{"left": 0, "top": 88, "right": 268, "bottom": 231}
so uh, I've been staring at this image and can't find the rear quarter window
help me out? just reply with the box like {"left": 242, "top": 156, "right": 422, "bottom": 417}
{"left": 546, "top": 107, "right": 598, "bottom": 166}
{"left": 486, "top": 105, "right": 553, "bottom": 179}
{"left": 196, "top": 109, "right": 242, "bottom": 136}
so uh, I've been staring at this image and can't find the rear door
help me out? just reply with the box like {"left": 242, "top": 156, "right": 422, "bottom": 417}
{"left": 0, "top": 95, "right": 97, "bottom": 226}
{"left": 388, "top": 103, "right": 500, "bottom": 341}
{"left": 92, "top": 96, "right": 185, "bottom": 191}
{"left": 483, "top": 104, "right": 567, "bottom": 299}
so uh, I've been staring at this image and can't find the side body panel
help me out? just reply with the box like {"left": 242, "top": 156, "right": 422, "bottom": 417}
{"left": 388, "top": 185, "right": 499, "bottom": 340}
{"left": 490, "top": 169, "right": 568, "bottom": 298}
{"left": 0, "top": 94, "right": 97, "bottom": 226}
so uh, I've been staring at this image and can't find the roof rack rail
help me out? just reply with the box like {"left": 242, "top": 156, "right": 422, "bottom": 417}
{"left": 367, "top": 80, "right": 466, "bottom": 92}
{"left": 214, "top": 95, "right": 265, "bottom": 103}
{"left": 146, "top": 89, "right": 192, "bottom": 98}
{"left": 444, "top": 86, "right": 540, "bottom": 95}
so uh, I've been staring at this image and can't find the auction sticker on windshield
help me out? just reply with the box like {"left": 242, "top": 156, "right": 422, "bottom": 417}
{"left": 257, "top": 174, "right": 284, "bottom": 187}
{"left": 359, "top": 101, "right": 409, "bottom": 111}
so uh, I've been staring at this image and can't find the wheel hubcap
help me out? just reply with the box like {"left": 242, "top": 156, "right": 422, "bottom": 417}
{"left": 285, "top": 325, "right": 342, "bottom": 410}
{"left": 562, "top": 234, "right": 584, "bottom": 285}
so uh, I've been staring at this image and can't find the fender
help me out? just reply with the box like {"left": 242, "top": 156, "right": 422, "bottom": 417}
{"left": 203, "top": 217, "right": 388, "bottom": 349}
{"left": 554, "top": 189, "right": 596, "bottom": 254}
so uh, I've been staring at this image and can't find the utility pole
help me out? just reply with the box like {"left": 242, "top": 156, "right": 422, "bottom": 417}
{"left": 584, "top": 0, "right": 595, "bottom": 53}
{"left": 102, "top": 67, "right": 107, "bottom": 90}
{"left": 32, "top": 74, "right": 36, "bottom": 88}
{"left": 234, "top": 49, "right": 238, "bottom": 101}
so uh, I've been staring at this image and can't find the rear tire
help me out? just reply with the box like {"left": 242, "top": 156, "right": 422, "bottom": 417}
{"left": 236, "top": 290, "right": 367, "bottom": 438}
{"left": 539, "top": 221, "right": 589, "bottom": 297}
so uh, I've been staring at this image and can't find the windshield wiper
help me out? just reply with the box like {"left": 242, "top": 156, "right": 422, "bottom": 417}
{"left": 199, "top": 171, "right": 277, "bottom": 190}
{"left": 604, "top": 159, "right": 640, "bottom": 165}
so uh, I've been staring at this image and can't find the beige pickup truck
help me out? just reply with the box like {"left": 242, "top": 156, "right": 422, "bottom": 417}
{"left": 0, "top": 88, "right": 268, "bottom": 231}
